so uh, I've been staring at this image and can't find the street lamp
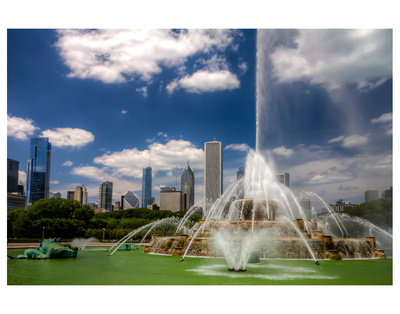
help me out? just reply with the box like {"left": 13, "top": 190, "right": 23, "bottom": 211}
{"left": 42, "top": 227, "right": 45, "bottom": 240}
{"left": 103, "top": 228, "right": 106, "bottom": 241}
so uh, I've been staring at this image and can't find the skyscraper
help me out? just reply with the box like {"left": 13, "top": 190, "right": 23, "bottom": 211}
{"left": 204, "top": 141, "right": 223, "bottom": 206}
{"left": 99, "top": 181, "right": 113, "bottom": 211}
{"left": 7, "top": 158, "right": 19, "bottom": 193}
{"left": 26, "top": 137, "right": 51, "bottom": 204}
{"left": 365, "top": 188, "right": 378, "bottom": 202}
{"left": 123, "top": 191, "right": 140, "bottom": 209}
{"left": 300, "top": 197, "right": 312, "bottom": 220}
{"left": 237, "top": 167, "right": 245, "bottom": 181}
{"left": 277, "top": 172, "right": 290, "bottom": 187}
{"left": 382, "top": 187, "right": 393, "bottom": 199}
{"left": 67, "top": 191, "right": 75, "bottom": 200}
{"left": 74, "top": 185, "right": 88, "bottom": 204}
{"left": 181, "top": 163, "right": 195, "bottom": 210}
{"left": 82, "top": 185, "right": 88, "bottom": 205}
{"left": 142, "top": 167, "right": 154, "bottom": 208}
{"left": 74, "top": 186, "right": 83, "bottom": 203}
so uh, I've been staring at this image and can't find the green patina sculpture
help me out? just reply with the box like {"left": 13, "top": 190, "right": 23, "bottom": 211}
{"left": 17, "top": 238, "right": 78, "bottom": 259}
{"left": 117, "top": 243, "right": 136, "bottom": 251}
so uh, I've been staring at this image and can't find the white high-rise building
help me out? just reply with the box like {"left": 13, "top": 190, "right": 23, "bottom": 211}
{"left": 365, "top": 188, "right": 378, "bottom": 202}
{"left": 74, "top": 184, "right": 88, "bottom": 205}
{"left": 204, "top": 141, "right": 223, "bottom": 207}
{"left": 300, "top": 197, "right": 312, "bottom": 220}
{"left": 82, "top": 185, "right": 88, "bottom": 205}
{"left": 277, "top": 172, "right": 290, "bottom": 187}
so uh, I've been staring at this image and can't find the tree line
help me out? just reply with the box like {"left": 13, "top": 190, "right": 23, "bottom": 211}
{"left": 342, "top": 198, "right": 392, "bottom": 228}
{"left": 7, "top": 198, "right": 202, "bottom": 240}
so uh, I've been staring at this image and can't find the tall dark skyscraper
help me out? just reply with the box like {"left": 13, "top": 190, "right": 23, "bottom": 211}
{"left": 7, "top": 158, "right": 19, "bottom": 193}
{"left": 237, "top": 167, "right": 245, "bottom": 181}
{"left": 26, "top": 137, "right": 51, "bottom": 204}
{"left": 204, "top": 141, "right": 223, "bottom": 206}
{"left": 142, "top": 167, "right": 154, "bottom": 207}
{"left": 99, "top": 181, "right": 113, "bottom": 211}
{"left": 181, "top": 163, "right": 195, "bottom": 210}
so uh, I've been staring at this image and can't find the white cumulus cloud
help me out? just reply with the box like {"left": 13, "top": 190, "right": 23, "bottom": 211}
{"left": 55, "top": 29, "right": 238, "bottom": 84}
{"left": 271, "top": 29, "right": 392, "bottom": 90}
{"left": 93, "top": 139, "right": 204, "bottom": 178}
{"left": 371, "top": 112, "right": 392, "bottom": 124}
{"left": 371, "top": 112, "right": 392, "bottom": 135}
{"left": 328, "top": 134, "right": 368, "bottom": 148}
{"left": 166, "top": 70, "right": 240, "bottom": 94}
{"left": 225, "top": 143, "right": 250, "bottom": 152}
{"left": 18, "top": 171, "right": 26, "bottom": 186}
{"left": 328, "top": 135, "right": 345, "bottom": 143}
{"left": 272, "top": 146, "right": 294, "bottom": 157}
{"left": 62, "top": 161, "right": 73, "bottom": 167}
{"left": 136, "top": 86, "right": 148, "bottom": 97}
{"left": 71, "top": 166, "right": 142, "bottom": 197}
{"left": 342, "top": 135, "right": 369, "bottom": 148}
{"left": 40, "top": 128, "right": 95, "bottom": 148}
{"left": 7, "top": 114, "right": 39, "bottom": 140}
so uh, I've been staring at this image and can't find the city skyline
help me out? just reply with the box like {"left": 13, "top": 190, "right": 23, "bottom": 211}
{"left": 7, "top": 29, "right": 392, "bottom": 206}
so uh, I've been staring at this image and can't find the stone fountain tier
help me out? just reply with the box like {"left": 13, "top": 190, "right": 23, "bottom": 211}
{"left": 144, "top": 218, "right": 385, "bottom": 260}
{"left": 231, "top": 199, "right": 279, "bottom": 220}
{"left": 144, "top": 198, "right": 385, "bottom": 260}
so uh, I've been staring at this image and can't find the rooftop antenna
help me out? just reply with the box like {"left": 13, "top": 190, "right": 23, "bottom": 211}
{"left": 175, "top": 165, "right": 178, "bottom": 188}
{"left": 149, "top": 150, "right": 151, "bottom": 167}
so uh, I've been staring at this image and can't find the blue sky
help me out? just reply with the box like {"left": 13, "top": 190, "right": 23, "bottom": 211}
{"left": 7, "top": 29, "right": 393, "bottom": 206}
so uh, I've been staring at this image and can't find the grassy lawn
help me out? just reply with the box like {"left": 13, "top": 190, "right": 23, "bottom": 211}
{"left": 7, "top": 247, "right": 392, "bottom": 285}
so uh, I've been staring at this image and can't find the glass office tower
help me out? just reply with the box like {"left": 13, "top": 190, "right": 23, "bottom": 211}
{"left": 142, "top": 167, "right": 153, "bottom": 207}
{"left": 7, "top": 158, "right": 19, "bottom": 193}
{"left": 181, "top": 163, "right": 195, "bottom": 210}
{"left": 123, "top": 191, "right": 140, "bottom": 209}
{"left": 99, "top": 181, "right": 113, "bottom": 211}
{"left": 26, "top": 137, "right": 51, "bottom": 204}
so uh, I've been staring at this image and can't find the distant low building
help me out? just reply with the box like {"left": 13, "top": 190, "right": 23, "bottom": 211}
{"left": 114, "top": 200, "right": 121, "bottom": 210}
{"left": 160, "top": 187, "right": 182, "bottom": 212}
{"left": 7, "top": 193, "right": 28, "bottom": 212}
{"left": 147, "top": 202, "right": 160, "bottom": 210}
{"left": 329, "top": 200, "right": 358, "bottom": 212}
{"left": 49, "top": 191, "right": 61, "bottom": 199}
{"left": 94, "top": 207, "right": 105, "bottom": 214}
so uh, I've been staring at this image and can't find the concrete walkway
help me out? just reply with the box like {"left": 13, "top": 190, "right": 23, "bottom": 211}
{"left": 7, "top": 242, "right": 149, "bottom": 249}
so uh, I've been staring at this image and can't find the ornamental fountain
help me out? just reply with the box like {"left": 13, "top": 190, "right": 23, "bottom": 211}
{"left": 143, "top": 150, "right": 386, "bottom": 272}
{"left": 116, "top": 30, "right": 389, "bottom": 272}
